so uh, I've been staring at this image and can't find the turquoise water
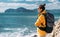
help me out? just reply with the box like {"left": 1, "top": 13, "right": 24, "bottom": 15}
{"left": 0, "top": 10, "right": 60, "bottom": 37}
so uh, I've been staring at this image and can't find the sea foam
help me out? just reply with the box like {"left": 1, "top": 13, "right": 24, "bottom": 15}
{"left": 0, "top": 19, "right": 60, "bottom": 37}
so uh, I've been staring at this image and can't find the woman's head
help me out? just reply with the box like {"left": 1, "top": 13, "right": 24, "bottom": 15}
{"left": 38, "top": 4, "right": 46, "bottom": 13}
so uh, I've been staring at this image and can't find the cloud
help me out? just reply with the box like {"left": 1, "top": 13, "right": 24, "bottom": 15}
{"left": 0, "top": 0, "right": 46, "bottom": 2}
{"left": 12, "top": 0, "right": 24, "bottom": 1}
{"left": 0, "top": 2, "right": 60, "bottom": 12}
{"left": 48, "top": 0, "right": 55, "bottom": 2}
{"left": 46, "top": 2, "right": 60, "bottom": 10}
{"left": 0, "top": 2, "right": 38, "bottom": 12}
{"left": 6, "top": 0, "right": 24, "bottom": 1}
{"left": 25, "top": 0, "right": 45, "bottom": 1}
{"left": 48, "top": 0, "right": 59, "bottom": 2}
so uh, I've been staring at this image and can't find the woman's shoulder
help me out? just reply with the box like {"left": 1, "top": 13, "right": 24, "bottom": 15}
{"left": 38, "top": 14, "right": 44, "bottom": 19}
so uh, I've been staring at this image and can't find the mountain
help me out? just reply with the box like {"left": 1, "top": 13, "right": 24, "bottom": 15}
{"left": 5, "top": 9, "right": 16, "bottom": 12}
{"left": 16, "top": 7, "right": 34, "bottom": 12}
{"left": 1, "top": 7, "right": 60, "bottom": 16}
{"left": 4, "top": 7, "right": 37, "bottom": 15}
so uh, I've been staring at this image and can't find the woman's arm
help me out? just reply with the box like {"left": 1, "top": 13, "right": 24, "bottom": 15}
{"left": 35, "top": 15, "right": 46, "bottom": 27}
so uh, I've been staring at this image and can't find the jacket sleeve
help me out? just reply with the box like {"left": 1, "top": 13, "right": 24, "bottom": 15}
{"left": 35, "top": 15, "right": 46, "bottom": 27}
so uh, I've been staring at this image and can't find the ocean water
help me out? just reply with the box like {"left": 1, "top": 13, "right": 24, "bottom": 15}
{"left": 0, "top": 15, "right": 37, "bottom": 37}
{"left": 0, "top": 11, "right": 60, "bottom": 37}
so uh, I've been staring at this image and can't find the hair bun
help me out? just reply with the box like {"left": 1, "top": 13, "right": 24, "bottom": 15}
{"left": 43, "top": 4, "right": 46, "bottom": 7}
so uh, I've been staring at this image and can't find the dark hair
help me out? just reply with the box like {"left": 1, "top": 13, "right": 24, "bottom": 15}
{"left": 39, "top": 4, "right": 46, "bottom": 12}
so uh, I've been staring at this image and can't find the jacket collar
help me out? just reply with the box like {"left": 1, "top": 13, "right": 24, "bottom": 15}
{"left": 38, "top": 10, "right": 46, "bottom": 17}
{"left": 41, "top": 10, "right": 46, "bottom": 14}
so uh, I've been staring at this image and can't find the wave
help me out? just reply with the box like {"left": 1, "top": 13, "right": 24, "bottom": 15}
{"left": 0, "top": 27, "right": 37, "bottom": 37}
{"left": 0, "top": 32, "right": 37, "bottom": 37}
{"left": 0, "top": 19, "right": 60, "bottom": 37}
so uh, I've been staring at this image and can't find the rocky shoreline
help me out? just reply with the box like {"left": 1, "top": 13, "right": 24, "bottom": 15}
{"left": 46, "top": 19, "right": 60, "bottom": 37}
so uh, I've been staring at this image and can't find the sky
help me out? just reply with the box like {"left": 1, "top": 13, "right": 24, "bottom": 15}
{"left": 0, "top": 0, "right": 60, "bottom": 12}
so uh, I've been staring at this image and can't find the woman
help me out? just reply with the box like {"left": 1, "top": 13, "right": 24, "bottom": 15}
{"left": 35, "top": 4, "right": 47, "bottom": 37}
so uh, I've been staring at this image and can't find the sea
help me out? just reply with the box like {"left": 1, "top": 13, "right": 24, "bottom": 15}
{"left": 0, "top": 10, "right": 60, "bottom": 37}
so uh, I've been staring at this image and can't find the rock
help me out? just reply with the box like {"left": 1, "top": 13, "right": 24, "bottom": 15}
{"left": 52, "top": 19, "right": 60, "bottom": 37}
{"left": 32, "top": 35, "right": 37, "bottom": 37}
{"left": 46, "top": 19, "right": 60, "bottom": 37}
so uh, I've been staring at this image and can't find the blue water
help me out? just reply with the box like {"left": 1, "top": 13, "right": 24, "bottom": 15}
{"left": 0, "top": 11, "right": 60, "bottom": 37}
